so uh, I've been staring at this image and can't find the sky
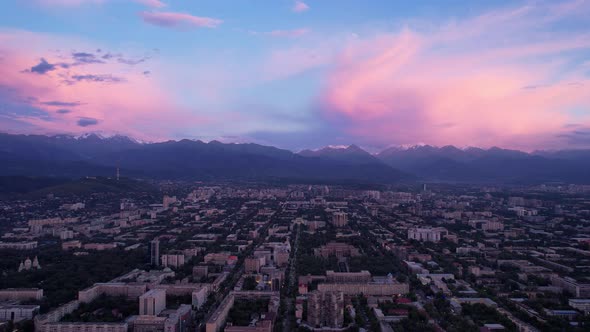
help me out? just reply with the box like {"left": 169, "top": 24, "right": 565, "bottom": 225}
{"left": 0, "top": 0, "right": 589, "bottom": 151}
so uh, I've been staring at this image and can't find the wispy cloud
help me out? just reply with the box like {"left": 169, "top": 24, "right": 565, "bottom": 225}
{"left": 292, "top": 0, "right": 309, "bottom": 13}
{"left": 35, "top": 0, "right": 165, "bottom": 7}
{"left": 72, "top": 52, "right": 105, "bottom": 65}
{"left": 41, "top": 100, "right": 84, "bottom": 107}
{"left": 36, "top": 0, "right": 105, "bottom": 5}
{"left": 134, "top": 0, "right": 165, "bottom": 8}
{"left": 557, "top": 127, "right": 590, "bottom": 146}
{"left": 265, "top": 28, "right": 310, "bottom": 38}
{"left": 140, "top": 11, "right": 222, "bottom": 29}
{"left": 117, "top": 56, "right": 149, "bottom": 65}
{"left": 70, "top": 74, "right": 125, "bottom": 83}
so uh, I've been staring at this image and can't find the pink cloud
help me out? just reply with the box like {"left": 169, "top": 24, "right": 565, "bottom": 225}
{"left": 139, "top": 11, "right": 222, "bottom": 29}
{"left": 134, "top": 0, "right": 165, "bottom": 8}
{"left": 0, "top": 30, "right": 206, "bottom": 141}
{"left": 292, "top": 1, "right": 309, "bottom": 13}
{"left": 318, "top": 3, "right": 590, "bottom": 150}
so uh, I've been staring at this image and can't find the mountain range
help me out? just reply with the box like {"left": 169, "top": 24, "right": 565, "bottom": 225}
{"left": 0, "top": 133, "right": 406, "bottom": 183}
{"left": 1, "top": 133, "right": 589, "bottom": 184}
{"left": 376, "top": 145, "right": 590, "bottom": 184}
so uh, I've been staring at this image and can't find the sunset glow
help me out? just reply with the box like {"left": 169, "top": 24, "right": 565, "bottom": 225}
{"left": 1, "top": 0, "right": 589, "bottom": 150}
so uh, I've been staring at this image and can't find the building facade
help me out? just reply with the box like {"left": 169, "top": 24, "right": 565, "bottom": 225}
{"left": 150, "top": 239, "right": 160, "bottom": 266}
{"left": 139, "top": 289, "right": 166, "bottom": 316}
{"left": 331, "top": 212, "right": 348, "bottom": 227}
{"left": 307, "top": 291, "right": 344, "bottom": 328}
{"left": 0, "top": 288, "right": 43, "bottom": 302}
{"left": 407, "top": 227, "right": 448, "bottom": 243}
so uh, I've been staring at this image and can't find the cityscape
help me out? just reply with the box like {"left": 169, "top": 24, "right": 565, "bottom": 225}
{"left": 1, "top": 177, "right": 590, "bottom": 332}
{"left": 1, "top": 1, "right": 590, "bottom": 332}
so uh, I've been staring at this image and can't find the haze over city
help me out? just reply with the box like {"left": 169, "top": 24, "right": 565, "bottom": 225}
{"left": 0, "top": 0, "right": 589, "bottom": 151}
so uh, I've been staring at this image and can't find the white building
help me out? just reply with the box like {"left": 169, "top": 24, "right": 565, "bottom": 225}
{"left": 139, "top": 289, "right": 166, "bottom": 316}
{"left": 407, "top": 227, "right": 448, "bottom": 242}
{"left": 0, "top": 305, "right": 40, "bottom": 322}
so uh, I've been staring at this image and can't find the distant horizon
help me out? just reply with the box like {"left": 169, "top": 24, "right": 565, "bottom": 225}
{"left": 2, "top": 130, "right": 589, "bottom": 154}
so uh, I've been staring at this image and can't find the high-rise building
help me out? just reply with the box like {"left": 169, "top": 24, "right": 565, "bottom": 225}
{"left": 331, "top": 212, "right": 348, "bottom": 227}
{"left": 307, "top": 291, "right": 344, "bottom": 328}
{"left": 150, "top": 239, "right": 160, "bottom": 266}
{"left": 139, "top": 289, "right": 166, "bottom": 316}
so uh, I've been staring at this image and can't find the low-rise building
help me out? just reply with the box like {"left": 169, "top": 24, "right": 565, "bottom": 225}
{"left": 407, "top": 227, "right": 448, "bottom": 243}
{"left": 0, "top": 305, "right": 40, "bottom": 322}
{"left": 0, "top": 288, "right": 43, "bottom": 302}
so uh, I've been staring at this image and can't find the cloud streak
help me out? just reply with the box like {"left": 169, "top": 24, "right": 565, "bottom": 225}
{"left": 134, "top": 0, "right": 165, "bottom": 8}
{"left": 265, "top": 28, "right": 310, "bottom": 38}
{"left": 140, "top": 11, "right": 222, "bottom": 29}
{"left": 35, "top": 0, "right": 165, "bottom": 7}
{"left": 41, "top": 101, "right": 84, "bottom": 107}
{"left": 292, "top": 1, "right": 309, "bottom": 13}
{"left": 70, "top": 74, "right": 125, "bottom": 83}
{"left": 72, "top": 52, "right": 105, "bottom": 65}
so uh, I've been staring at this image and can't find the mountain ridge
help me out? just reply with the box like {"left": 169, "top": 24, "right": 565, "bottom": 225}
{"left": 6, "top": 132, "right": 588, "bottom": 156}
{"left": 1, "top": 132, "right": 590, "bottom": 184}
{"left": 0, "top": 133, "right": 408, "bottom": 183}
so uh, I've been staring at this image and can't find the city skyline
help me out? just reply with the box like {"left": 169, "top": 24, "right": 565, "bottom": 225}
{"left": 0, "top": 0, "right": 589, "bottom": 151}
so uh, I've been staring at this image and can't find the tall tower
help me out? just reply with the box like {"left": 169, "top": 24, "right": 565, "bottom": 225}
{"left": 116, "top": 166, "right": 120, "bottom": 181}
{"left": 150, "top": 239, "right": 160, "bottom": 266}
